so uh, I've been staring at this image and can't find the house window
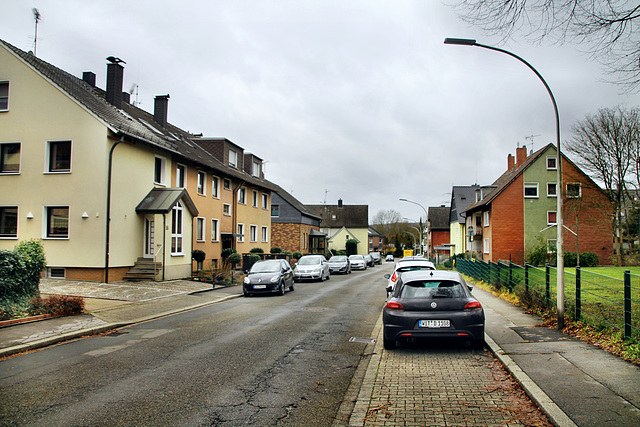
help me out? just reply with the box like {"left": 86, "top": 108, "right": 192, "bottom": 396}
{"left": 211, "top": 219, "right": 219, "bottom": 241}
{"left": 262, "top": 193, "right": 268, "bottom": 209}
{"left": 47, "top": 268, "right": 66, "bottom": 279}
{"left": 1, "top": 142, "right": 20, "bottom": 174}
{"left": 211, "top": 176, "right": 219, "bottom": 198}
{"left": 229, "top": 149, "right": 238, "bottom": 168}
{"left": 237, "top": 223, "right": 245, "bottom": 243}
{"left": 483, "top": 211, "right": 489, "bottom": 227}
{"left": 271, "top": 204, "right": 279, "bottom": 217}
{"left": 0, "top": 82, "right": 8, "bottom": 111}
{"left": 0, "top": 206, "right": 18, "bottom": 238}
{"left": 250, "top": 225, "right": 258, "bottom": 242}
{"left": 524, "top": 182, "right": 539, "bottom": 198}
{"left": 252, "top": 190, "right": 258, "bottom": 207}
{"left": 176, "top": 164, "right": 186, "bottom": 188}
{"left": 47, "top": 140, "right": 72, "bottom": 172}
{"left": 547, "top": 156, "right": 557, "bottom": 170}
{"left": 261, "top": 226, "right": 268, "bottom": 243}
{"left": 547, "top": 211, "right": 557, "bottom": 225}
{"left": 223, "top": 178, "right": 231, "bottom": 190}
{"left": 483, "top": 238, "right": 490, "bottom": 254}
{"left": 197, "top": 171, "right": 206, "bottom": 195}
{"left": 566, "top": 183, "right": 582, "bottom": 198}
{"left": 475, "top": 215, "right": 481, "bottom": 227}
{"left": 45, "top": 206, "right": 69, "bottom": 238}
{"left": 547, "top": 183, "right": 557, "bottom": 197}
{"left": 238, "top": 188, "right": 246, "bottom": 204}
{"left": 196, "top": 217, "right": 205, "bottom": 241}
{"left": 154, "top": 156, "right": 166, "bottom": 185}
{"left": 547, "top": 239, "right": 557, "bottom": 254}
{"left": 223, "top": 203, "right": 231, "bottom": 216}
{"left": 252, "top": 160, "right": 261, "bottom": 177}
{"left": 171, "top": 202, "right": 184, "bottom": 255}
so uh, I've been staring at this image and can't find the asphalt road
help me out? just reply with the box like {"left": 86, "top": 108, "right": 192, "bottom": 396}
{"left": 0, "top": 265, "right": 391, "bottom": 426}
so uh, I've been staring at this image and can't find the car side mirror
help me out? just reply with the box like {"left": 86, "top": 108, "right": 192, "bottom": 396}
{"left": 467, "top": 285, "right": 473, "bottom": 292}
{"left": 384, "top": 274, "right": 390, "bottom": 279}
{"left": 386, "top": 286, "right": 392, "bottom": 293}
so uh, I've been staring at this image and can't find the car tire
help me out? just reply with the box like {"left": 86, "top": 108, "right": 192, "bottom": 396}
{"left": 383, "top": 338, "right": 397, "bottom": 350}
{"left": 472, "top": 339, "right": 485, "bottom": 350}
{"left": 278, "top": 282, "right": 285, "bottom": 296}
{"left": 289, "top": 282, "right": 295, "bottom": 292}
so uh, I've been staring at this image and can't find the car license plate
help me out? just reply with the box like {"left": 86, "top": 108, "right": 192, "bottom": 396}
{"left": 419, "top": 320, "right": 450, "bottom": 328}
{"left": 253, "top": 285, "right": 266, "bottom": 289}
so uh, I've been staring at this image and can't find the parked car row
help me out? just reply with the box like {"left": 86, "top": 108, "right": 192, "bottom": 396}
{"left": 243, "top": 253, "right": 384, "bottom": 296}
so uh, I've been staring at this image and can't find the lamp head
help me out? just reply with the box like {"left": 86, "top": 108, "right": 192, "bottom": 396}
{"left": 444, "top": 38, "right": 477, "bottom": 46}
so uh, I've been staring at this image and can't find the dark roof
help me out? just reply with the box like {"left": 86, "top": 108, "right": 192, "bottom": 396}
{"left": 305, "top": 204, "right": 369, "bottom": 228}
{"left": 449, "top": 185, "right": 479, "bottom": 224}
{"left": 464, "top": 144, "right": 553, "bottom": 213}
{"left": 270, "top": 183, "right": 321, "bottom": 220}
{"left": 428, "top": 206, "right": 450, "bottom": 230}
{"left": 136, "top": 188, "right": 198, "bottom": 216}
{"left": 0, "top": 39, "right": 276, "bottom": 193}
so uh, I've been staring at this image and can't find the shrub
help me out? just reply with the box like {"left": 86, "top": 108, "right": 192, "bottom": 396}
{"left": 292, "top": 251, "right": 303, "bottom": 259}
{"left": 248, "top": 253, "right": 261, "bottom": 267}
{"left": 564, "top": 251, "right": 578, "bottom": 268}
{"left": 0, "top": 239, "right": 46, "bottom": 303}
{"left": 28, "top": 295, "right": 84, "bottom": 316}
{"left": 345, "top": 239, "right": 358, "bottom": 256}
{"left": 270, "top": 247, "right": 283, "bottom": 254}
{"left": 249, "top": 247, "right": 264, "bottom": 254}
{"left": 580, "top": 252, "right": 599, "bottom": 267}
{"left": 227, "top": 253, "right": 242, "bottom": 267}
{"left": 220, "top": 248, "right": 236, "bottom": 260}
{"left": 192, "top": 250, "right": 206, "bottom": 263}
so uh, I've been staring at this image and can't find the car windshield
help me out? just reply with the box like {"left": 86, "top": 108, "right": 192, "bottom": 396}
{"left": 399, "top": 280, "right": 465, "bottom": 299}
{"left": 330, "top": 256, "right": 347, "bottom": 262}
{"left": 250, "top": 261, "right": 282, "bottom": 273}
{"left": 349, "top": 255, "right": 363, "bottom": 260}
{"left": 298, "top": 256, "right": 321, "bottom": 265}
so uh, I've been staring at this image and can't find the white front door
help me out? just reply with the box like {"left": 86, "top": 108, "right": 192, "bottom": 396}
{"left": 144, "top": 217, "right": 155, "bottom": 258}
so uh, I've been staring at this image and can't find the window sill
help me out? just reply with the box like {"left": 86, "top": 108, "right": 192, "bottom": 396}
{"left": 0, "top": 172, "right": 20, "bottom": 175}
{"left": 43, "top": 237, "right": 70, "bottom": 240}
{"left": 170, "top": 253, "right": 185, "bottom": 257}
{"left": 43, "top": 171, "right": 71, "bottom": 174}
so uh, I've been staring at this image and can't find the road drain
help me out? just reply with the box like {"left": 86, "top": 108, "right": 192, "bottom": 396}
{"left": 349, "top": 337, "right": 376, "bottom": 343}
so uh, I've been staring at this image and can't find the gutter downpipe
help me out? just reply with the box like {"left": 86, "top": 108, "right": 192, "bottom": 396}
{"left": 105, "top": 136, "right": 125, "bottom": 283}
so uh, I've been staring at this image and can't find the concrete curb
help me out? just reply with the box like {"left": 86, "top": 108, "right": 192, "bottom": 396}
{"left": 0, "top": 293, "right": 242, "bottom": 359}
{"left": 483, "top": 333, "right": 577, "bottom": 427}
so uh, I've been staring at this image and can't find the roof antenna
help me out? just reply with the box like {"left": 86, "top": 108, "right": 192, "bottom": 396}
{"left": 525, "top": 133, "right": 541, "bottom": 154}
{"left": 32, "top": 8, "right": 41, "bottom": 56}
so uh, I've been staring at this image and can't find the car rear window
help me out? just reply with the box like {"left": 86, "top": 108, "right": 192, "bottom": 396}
{"left": 399, "top": 280, "right": 465, "bottom": 298}
{"left": 397, "top": 265, "right": 435, "bottom": 273}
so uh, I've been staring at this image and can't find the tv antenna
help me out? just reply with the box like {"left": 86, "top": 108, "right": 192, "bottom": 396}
{"left": 323, "top": 189, "right": 330, "bottom": 204}
{"left": 128, "top": 83, "right": 140, "bottom": 106}
{"left": 525, "top": 133, "right": 541, "bottom": 153}
{"left": 32, "top": 8, "right": 41, "bottom": 56}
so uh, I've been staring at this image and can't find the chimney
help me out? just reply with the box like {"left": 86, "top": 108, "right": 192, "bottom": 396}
{"left": 154, "top": 94, "right": 170, "bottom": 127}
{"left": 122, "top": 91, "right": 130, "bottom": 104}
{"left": 507, "top": 154, "right": 515, "bottom": 170}
{"left": 106, "top": 57, "right": 125, "bottom": 109}
{"left": 338, "top": 199, "right": 343, "bottom": 208}
{"left": 82, "top": 71, "right": 96, "bottom": 87}
{"left": 516, "top": 146, "right": 528, "bottom": 165}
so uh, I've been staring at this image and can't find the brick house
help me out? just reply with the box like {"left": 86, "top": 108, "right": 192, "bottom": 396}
{"left": 427, "top": 206, "right": 451, "bottom": 260}
{"left": 270, "top": 184, "right": 325, "bottom": 254}
{"left": 464, "top": 144, "right": 612, "bottom": 265}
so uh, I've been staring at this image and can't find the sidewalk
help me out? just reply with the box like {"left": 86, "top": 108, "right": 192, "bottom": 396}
{"left": 2, "top": 279, "right": 640, "bottom": 426}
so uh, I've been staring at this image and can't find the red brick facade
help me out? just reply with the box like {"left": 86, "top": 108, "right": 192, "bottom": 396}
{"left": 487, "top": 174, "right": 525, "bottom": 264}
{"left": 271, "top": 223, "right": 318, "bottom": 254}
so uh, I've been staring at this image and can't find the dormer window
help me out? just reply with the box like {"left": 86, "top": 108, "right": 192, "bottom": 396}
{"left": 252, "top": 160, "right": 261, "bottom": 177}
{"left": 229, "top": 149, "right": 238, "bottom": 168}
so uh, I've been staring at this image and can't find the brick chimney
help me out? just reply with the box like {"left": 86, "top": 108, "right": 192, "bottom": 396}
{"left": 154, "top": 94, "right": 170, "bottom": 127}
{"left": 106, "top": 57, "right": 125, "bottom": 109}
{"left": 507, "top": 154, "right": 515, "bottom": 170}
{"left": 516, "top": 146, "right": 528, "bottom": 166}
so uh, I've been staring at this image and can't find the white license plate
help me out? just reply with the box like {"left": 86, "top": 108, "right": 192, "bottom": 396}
{"left": 253, "top": 284, "right": 266, "bottom": 289}
{"left": 419, "top": 320, "right": 450, "bottom": 328}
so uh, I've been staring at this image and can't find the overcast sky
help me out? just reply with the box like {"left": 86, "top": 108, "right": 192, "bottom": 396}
{"left": 3, "top": 1, "right": 639, "bottom": 223}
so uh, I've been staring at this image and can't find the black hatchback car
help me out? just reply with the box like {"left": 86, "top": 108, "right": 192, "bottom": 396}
{"left": 383, "top": 270, "right": 485, "bottom": 350}
{"left": 243, "top": 259, "right": 294, "bottom": 297}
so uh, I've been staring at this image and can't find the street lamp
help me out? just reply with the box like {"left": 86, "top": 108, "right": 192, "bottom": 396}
{"left": 404, "top": 218, "right": 425, "bottom": 255}
{"left": 400, "top": 198, "right": 429, "bottom": 254}
{"left": 444, "top": 37, "right": 565, "bottom": 329}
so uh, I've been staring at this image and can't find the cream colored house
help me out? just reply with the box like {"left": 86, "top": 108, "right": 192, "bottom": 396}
{"left": 0, "top": 39, "right": 273, "bottom": 282}
{"left": 305, "top": 201, "right": 369, "bottom": 255}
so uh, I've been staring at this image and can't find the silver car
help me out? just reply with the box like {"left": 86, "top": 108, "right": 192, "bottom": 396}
{"left": 293, "top": 255, "right": 330, "bottom": 282}
{"left": 348, "top": 254, "right": 367, "bottom": 270}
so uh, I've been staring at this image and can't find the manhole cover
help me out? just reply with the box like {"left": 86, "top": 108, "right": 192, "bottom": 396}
{"left": 349, "top": 337, "right": 376, "bottom": 343}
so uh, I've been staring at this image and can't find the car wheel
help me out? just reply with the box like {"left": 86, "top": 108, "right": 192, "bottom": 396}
{"left": 289, "top": 282, "right": 295, "bottom": 291}
{"left": 278, "top": 282, "right": 285, "bottom": 296}
{"left": 383, "top": 338, "right": 397, "bottom": 350}
{"left": 472, "top": 339, "right": 485, "bottom": 350}
{"left": 243, "top": 291, "right": 250, "bottom": 297}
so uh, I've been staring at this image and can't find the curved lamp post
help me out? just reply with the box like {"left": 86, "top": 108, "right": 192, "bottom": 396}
{"left": 400, "top": 198, "right": 429, "bottom": 256}
{"left": 444, "top": 38, "right": 564, "bottom": 329}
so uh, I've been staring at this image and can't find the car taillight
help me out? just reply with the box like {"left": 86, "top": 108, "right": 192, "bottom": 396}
{"left": 384, "top": 301, "right": 404, "bottom": 310}
{"left": 463, "top": 300, "right": 482, "bottom": 310}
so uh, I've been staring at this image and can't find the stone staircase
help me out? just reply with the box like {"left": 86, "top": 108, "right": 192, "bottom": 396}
{"left": 123, "top": 258, "right": 162, "bottom": 281}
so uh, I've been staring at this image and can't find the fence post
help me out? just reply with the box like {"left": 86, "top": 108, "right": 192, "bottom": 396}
{"left": 525, "top": 264, "right": 529, "bottom": 294}
{"left": 625, "top": 270, "right": 632, "bottom": 340}
{"left": 509, "top": 261, "right": 513, "bottom": 292}
{"left": 487, "top": 261, "right": 491, "bottom": 285}
{"left": 575, "top": 266, "right": 581, "bottom": 321}
{"left": 545, "top": 263, "right": 550, "bottom": 308}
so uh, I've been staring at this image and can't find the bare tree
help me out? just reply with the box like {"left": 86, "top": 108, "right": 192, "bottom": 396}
{"left": 566, "top": 104, "right": 640, "bottom": 265}
{"left": 372, "top": 209, "right": 405, "bottom": 249}
{"left": 453, "top": 0, "right": 640, "bottom": 91}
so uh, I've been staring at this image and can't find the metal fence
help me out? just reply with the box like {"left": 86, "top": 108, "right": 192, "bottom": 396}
{"left": 456, "top": 257, "right": 640, "bottom": 342}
